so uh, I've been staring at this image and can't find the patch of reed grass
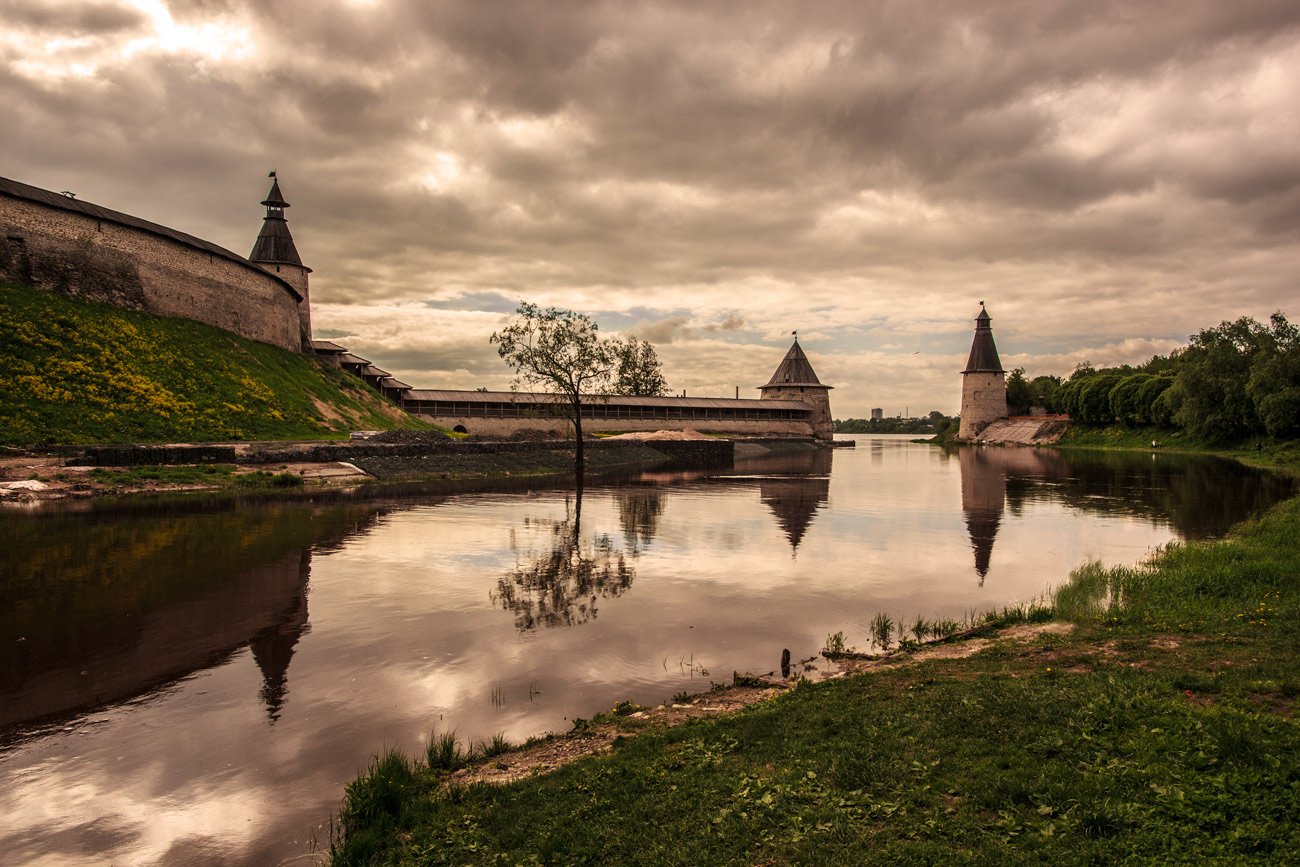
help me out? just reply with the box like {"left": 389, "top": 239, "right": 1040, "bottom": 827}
{"left": 868, "top": 611, "right": 894, "bottom": 651}
{"left": 426, "top": 730, "right": 467, "bottom": 772}
{"left": 822, "top": 631, "right": 851, "bottom": 654}
{"left": 478, "top": 733, "right": 512, "bottom": 758}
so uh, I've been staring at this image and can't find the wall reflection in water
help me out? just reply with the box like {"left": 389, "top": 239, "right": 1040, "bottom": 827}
{"left": 955, "top": 445, "right": 1295, "bottom": 583}
{"left": 0, "top": 503, "right": 386, "bottom": 734}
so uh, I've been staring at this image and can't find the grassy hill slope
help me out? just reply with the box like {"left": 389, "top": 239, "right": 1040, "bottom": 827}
{"left": 0, "top": 281, "right": 433, "bottom": 445}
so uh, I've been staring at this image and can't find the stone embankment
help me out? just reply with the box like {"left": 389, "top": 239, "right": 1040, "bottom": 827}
{"left": 966, "top": 417, "right": 1070, "bottom": 445}
{"left": 3, "top": 432, "right": 828, "bottom": 503}
{"left": 53, "top": 432, "right": 736, "bottom": 469}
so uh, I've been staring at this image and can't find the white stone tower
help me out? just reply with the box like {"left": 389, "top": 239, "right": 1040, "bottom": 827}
{"left": 760, "top": 339, "right": 834, "bottom": 440}
{"left": 958, "top": 303, "right": 1007, "bottom": 440}
{"left": 249, "top": 173, "right": 313, "bottom": 350}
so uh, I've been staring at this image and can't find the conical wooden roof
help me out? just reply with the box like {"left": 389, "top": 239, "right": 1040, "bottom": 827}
{"left": 250, "top": 177, "right": 305, "bottom": 267}
{"left": 763, "top": 340, "right": 830, "bottom": 388}
{"left": 962, "top": 305, "right": 1004, "bottom": 373}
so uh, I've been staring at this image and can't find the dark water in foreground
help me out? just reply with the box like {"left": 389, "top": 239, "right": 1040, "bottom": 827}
{"left": 0, "top": 437, "right": 1292, "bottom": 865}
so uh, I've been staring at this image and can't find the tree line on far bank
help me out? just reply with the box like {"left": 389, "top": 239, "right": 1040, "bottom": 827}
{"left": 834, "top": 412, "right": 957, "bottom": 435}
{"left": 1008, "top": 312, "right": 1300, "bottom": 442}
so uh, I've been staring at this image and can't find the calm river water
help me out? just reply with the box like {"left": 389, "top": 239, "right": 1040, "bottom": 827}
{"left": 0, "top": 437, "right": 1293, "bottom": 865}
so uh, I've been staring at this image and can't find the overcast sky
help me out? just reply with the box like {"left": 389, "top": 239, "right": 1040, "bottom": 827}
{"left": 4, "top": 0, "right": 1298, "bottom": 416}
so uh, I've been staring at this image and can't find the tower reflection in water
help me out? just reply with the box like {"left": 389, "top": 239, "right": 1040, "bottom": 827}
{"left": 958, "top": 446, "right": 1064, "bottom": 585}
{"left": 955, "top": 443, "right": 1296, "bottom": 583}
{"left": 0, "top": 503, "right": 386, "bottom": 733}
{"left": 753, "top": 449, "right": 832, "bottom": 553}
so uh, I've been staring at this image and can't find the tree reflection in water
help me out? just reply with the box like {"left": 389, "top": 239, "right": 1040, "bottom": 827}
{"left": 616, "top": 485, "right": 665, "bottom": 555}
{"left": 494, "top": 486, "right": 636, "bottom": 631}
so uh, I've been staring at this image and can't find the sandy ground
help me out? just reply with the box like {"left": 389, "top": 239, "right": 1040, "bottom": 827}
{"left": 602, "top": 429, "right": 716, "bottom": 440}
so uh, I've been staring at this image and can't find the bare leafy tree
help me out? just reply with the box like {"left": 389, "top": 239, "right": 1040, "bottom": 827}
{"left": 613, "top": 336, "right": 669, "bottom": 397}
{"left": 490, "top": 302, "right": 618, "bottom": 472}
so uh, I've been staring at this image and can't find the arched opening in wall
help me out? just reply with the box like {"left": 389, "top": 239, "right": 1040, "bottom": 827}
{"left": 453, "top": 424, "right": 469, "bottom": 434}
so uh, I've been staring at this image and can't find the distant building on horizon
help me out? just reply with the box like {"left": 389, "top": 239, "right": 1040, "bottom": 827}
{"left": 870, "top": 408, "right": 883, "bottom": 421}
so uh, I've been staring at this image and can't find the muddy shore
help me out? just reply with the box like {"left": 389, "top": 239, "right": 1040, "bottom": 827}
{"left": 0, "top": 434, "right": 820, "bottom": 505}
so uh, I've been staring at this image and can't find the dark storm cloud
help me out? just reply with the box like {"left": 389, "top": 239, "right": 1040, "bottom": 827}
{"left": 3, "top": 0, "right": 1299, "bottom": 413}
{"left": 3, "top": 0, "right": 145, "bottom": 32}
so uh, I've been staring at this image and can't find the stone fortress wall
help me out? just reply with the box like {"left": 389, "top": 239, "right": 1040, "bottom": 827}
{"left": 410, "top": 414, "right": 818, "bottom": 440}
{"left": 757, "top": 384, "right": 832, "bottom": 438}
{"left": 2, "top": 174, "right": 837, "bottom": 440}
{"left": 0, "top": 177, "right": 304, "bottom": 354}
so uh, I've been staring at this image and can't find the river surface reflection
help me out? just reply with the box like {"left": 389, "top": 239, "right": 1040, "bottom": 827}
{"left": 0, "top": 437, "right": 1292, "bottom": 865}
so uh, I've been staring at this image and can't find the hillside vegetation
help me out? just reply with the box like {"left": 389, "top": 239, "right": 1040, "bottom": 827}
{"left": 0, "top": 281, "right": 432, "bottom": 445}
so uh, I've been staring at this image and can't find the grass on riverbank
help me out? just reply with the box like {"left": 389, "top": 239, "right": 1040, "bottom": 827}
{"left": 329, "top": 496, "right": 1300, "bottom": 866}
{"left": 0, "top": 281, "right": 432, "bottom": 444}
{"left": 1058, "top": 424, "right": 1300, "bottom": 469}
{"left": 79, "top": 465, "right": 305, "bottom": 488}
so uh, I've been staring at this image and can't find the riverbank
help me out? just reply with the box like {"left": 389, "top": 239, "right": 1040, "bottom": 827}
{"left": 938, "top": 420, "right": 1300, "bottom": 473}
{"left": 1055, "top": 424, "right": 1300, "bottom": 471}
{"left": 0, "top": 434, "right": 767, "bottom": 505}
{"left": 329, "top": 487, "right": 1300, "bottom": 864}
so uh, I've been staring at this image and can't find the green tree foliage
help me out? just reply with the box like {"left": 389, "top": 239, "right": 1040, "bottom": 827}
{"left": 1053, "top": 363, "right": 1096, "bottom": 420}
{"left": 1015, "top": 312, "right": 1300, "bottom": 443}
{"left": 613, "top": 336, "right": 669, "bottom": 397}
{"left": 1004, "top": 367, "right": 1034, "bottom": 413}
{"left": 1171, "top": 316, "right": 1278, "bottom": 441}
{"left": 834, "top": 413, "right": 956, "bottom": 434}
{"left": 1030, "top": 374, "right": 1062, "bottom": 412}
{"left": 1108, "top": 373, "right": 1151, "bottom": 424}
{"left": 490, "top": 302, "right": 618, "bottom": 471}
{"left": 1138, "top": 375, "right": 1175, "bottom": 425}
{"left": 1078, "top": 373, "right": 1122, "bottom": 423}
{"left": 1246, "top": 314, "right": 1300, "bottom": 439}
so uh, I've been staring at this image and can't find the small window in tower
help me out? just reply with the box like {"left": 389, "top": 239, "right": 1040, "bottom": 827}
{"left": 96, "top": 221, "right": 102, "bottom": 232}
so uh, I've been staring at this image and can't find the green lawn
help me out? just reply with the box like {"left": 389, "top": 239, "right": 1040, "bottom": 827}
{"left": 0, "top": 281, "right": 431, "bottom": 444}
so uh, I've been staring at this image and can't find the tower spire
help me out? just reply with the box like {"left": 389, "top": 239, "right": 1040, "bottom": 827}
{"left": 250, "top": 175, "right": 302, "bottom": 266}
{"left": 248, "top": 174, "right": 313, "bottom": 350}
